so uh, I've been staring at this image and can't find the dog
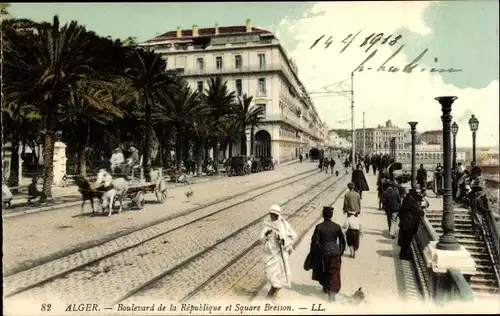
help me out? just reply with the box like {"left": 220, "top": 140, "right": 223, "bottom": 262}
{"left": 342, "top": 287, "right": 366, "bottom": 305}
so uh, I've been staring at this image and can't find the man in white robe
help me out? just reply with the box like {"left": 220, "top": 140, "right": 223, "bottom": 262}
{"left": 260, "top": 204, "right": 297, "bottom": 299}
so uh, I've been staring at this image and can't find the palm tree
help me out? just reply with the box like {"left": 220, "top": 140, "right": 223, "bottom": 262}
{"left": 233, "top": 94, "right": 265, "bottom": 155}
{"left": 126, "top": 49, "right": 177, "bottom": 181}
{"left": 155, "top": 83, "right": 210, "bottom": 169}
{"left": 204, "top": 76, "right": 235, "bottom": 172}
{"left": 60, "top": 80, "right": 124, "bottom": 176}
{"left": 218, "top": 116, "right": 241, "bottom": 159}
{"left": 3, "top": 15, "right": 99, "bottom": 198}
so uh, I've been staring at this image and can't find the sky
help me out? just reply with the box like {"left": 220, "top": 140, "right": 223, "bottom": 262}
{"left": 8, "top": 1, "right": 499, "bottom": 148}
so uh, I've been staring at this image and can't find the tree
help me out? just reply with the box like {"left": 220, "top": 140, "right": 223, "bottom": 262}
{"left": 3, "top": 15, "right": 109, "bottom": 198}
{"left": 155, "top": 83, "right": 210, "bottom": 169}
{"left": 60, "top": 80, "right": 124, "bottom": 176}
{"left": 126, "top": 49, "right": 177, "bottom": 181}
{"left": 204, "top": 76, "right": 235, "bottom": 172}
{"left": 233, "top": 94, "right": 264, "bottom": 155}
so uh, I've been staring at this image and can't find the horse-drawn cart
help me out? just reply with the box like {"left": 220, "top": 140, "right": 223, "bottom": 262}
{"left": 125, "top": 178, "right": 168, "bottom": 210}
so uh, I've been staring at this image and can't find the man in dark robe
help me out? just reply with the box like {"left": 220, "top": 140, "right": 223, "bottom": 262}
{"left": 416, "top": 164, "right": 427, "bottom": 190}
{"left": 351, "top": 164, "right": 369, "bottom": 199}
{"left": 308, "top": 206, "right": 346, "bottom": 302}
{"left": 371, "top": 155, "right": 378, "bottom": 175}
{"left": 377, "top": 167, "right": 390, "bottom": 210}
{"left": 398, "top": 189, "right": 425, "bottom": 260}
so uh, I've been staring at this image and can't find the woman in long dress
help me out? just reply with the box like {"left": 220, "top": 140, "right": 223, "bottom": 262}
{"left": 260, "top": 204, "right": 297, "bottom": 299}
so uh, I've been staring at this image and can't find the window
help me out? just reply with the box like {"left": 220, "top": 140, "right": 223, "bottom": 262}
{"left": 197, "top": 81, "right": 203, "bottom": 94}
{"left": 235, "top": 79, "right": 242, "bottom": 96}
{"left": 235, "top": 55, "right": 242, "bottom": 69}
{"left": 258, "top": 53, "right": 266, "bottom": 69}
{"left": 256, "top": 104, "right": 266, "bottom": 117}
{"left": 258, "top": 78, "right": 266, "bottom": 95}
{"left": 216, "top": 56, "right": 223, "bottom": 70}
{"left": 196, "top": 58, "right": 204, "bottom": 70}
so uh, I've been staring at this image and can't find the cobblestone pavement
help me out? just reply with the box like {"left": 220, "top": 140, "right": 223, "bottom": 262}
{"left": 122, "top": 171, "right": 349, "bottom": 303}
{"left": 4, "top": 170, "right": 331, "bottom": 305}
{"left": 3, "top": 162, "right": 315, "bottom": 275}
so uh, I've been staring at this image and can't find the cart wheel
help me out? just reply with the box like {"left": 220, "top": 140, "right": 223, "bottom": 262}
{"left": 135, "top": 191, "right": 145, "bottom": 210}
{"left": 155, "top": 179, "right": 168, "bottom": 203}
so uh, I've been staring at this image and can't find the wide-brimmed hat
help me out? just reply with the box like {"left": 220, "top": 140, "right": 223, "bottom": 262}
{"left": 269, "top": 204, "right": 281, "bottom": 216}
{"left": 114, "top": 147, "right": 122, "bottom": 152}
{"left": 129, "top": 146, "right": 138, "bottom": 152}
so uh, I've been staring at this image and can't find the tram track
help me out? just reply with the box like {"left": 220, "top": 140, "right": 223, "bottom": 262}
{"left": 118, "top": 173, "right": 349, "bottom": 304}
{"left": 4, "top": 168, "right": 328, "bottom": 302}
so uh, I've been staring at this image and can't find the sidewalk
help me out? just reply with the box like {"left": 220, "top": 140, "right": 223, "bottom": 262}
{"left": 255, "top": 172, "right": 425, "bottom": 313}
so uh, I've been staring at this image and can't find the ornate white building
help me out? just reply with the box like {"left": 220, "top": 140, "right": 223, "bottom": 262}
{"left": 396, "top": 144, "right": 467, "bottom": 170}
{"left": 139, "top": 20, "right": 324, "bottom": 163}
{"left": 354, "top": 120, "right": 411, "bottom": 155}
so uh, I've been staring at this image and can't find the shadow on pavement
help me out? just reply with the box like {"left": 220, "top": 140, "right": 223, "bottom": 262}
{"left": 290, "top": 282, "right": 324, "bottom": 299}
{"left": 376, "top": 238, "right": 393, "bottom": 245}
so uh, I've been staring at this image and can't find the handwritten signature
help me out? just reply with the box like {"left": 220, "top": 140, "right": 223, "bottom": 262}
{"left": 352, "top": 44, "right": 463, "bottom": 74}
{"left": 310, "top": 31, "right": 403, "bottom": 53}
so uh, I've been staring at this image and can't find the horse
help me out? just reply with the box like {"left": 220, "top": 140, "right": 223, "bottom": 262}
{"left": 95, "top": 169, "right": 129, "bottom": 216}
{"left": 75, "top": 176, "right": 104, "bottom": 215}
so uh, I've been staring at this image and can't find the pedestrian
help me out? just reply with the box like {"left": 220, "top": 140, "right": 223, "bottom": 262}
{"left": 343, "top": 212, "right": 363, "bottom": 258}
{"left": 398, "top": 189, "right": 425, "bottom": 260}
{"left": 260, "top": 204, "right": 297, "bottom": 300}
{"left": 377, "top": 167, "right": 390, "bottom": 210}
{"left": 351, "top": 164, "right": 369, "bottom": 199}
{"left": 307, "top": 206, "right": 346, "bottom": 302}
{"left": 343, "top": 158, "right": 350, "bottom": 174}
{"left": 299, "top": 153, "right": 303, "bottom": 163}
{"left": 382, "top": 180, "right": 401, "bottom": 239}
{"left": 416, "top": 164, "right": 427, "bottom": 190}
{"left": 109, "top": 147, "right": 125, "bottom": 174}
{"left": 343, "top": 182, "right": 361, "bottom": 216}
{"left": 364, "top": 158, "right": 370, "bottom": 174}
{"left": 329, "top": 157, "right": 336, "bottom": 174}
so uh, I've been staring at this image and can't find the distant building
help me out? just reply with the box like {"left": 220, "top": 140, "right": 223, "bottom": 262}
{"left": 397, "top": 144, "right": 467, "bottom": 170}
{"left": 421, "top": 130, "right": 443, "bottom": 146}
{"left": 354, "top": 120, "right": 411, "bottom": 155}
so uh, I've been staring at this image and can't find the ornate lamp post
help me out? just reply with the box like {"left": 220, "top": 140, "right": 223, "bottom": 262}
{"left": 468, "top": 115, "right": 479, "bottom": 164}
{"left": 408, "top": 122, "right": 418, "bottom": 190}
{"left": 435, "top": 96, "right": 460, "bottom": 251}
{"left": 451, "top": 122, "right": 459, "bottom": 171}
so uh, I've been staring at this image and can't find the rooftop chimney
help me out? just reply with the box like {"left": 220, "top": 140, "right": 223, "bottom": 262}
{"left": 192, "top": 25, "right": 199, "bottom": 37}
{"left": 246, "top": 19, "right": 252, "bottom": 33}
{"left": 176, "top": 26, "right": 182, "bottom": 38}
{"left": 215, "top": 23, "right": 219, "bottom": 35}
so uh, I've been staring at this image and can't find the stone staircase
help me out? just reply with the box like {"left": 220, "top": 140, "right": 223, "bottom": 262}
{"left": 426, "top": 208, "right": 500, "bottom": 299}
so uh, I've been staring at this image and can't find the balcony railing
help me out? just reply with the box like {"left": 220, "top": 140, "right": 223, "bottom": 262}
{"left": 255, "top": 90, "right": 267, "bottom": 97}
{"left": 175, "top": 64, "right": 281, "bottom": 76}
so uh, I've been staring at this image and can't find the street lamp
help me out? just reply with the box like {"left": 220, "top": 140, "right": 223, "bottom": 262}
{"left": 468, "top": 114, "right": 479, "bottom": 164}
{"left": 408, "top": 122, "right": 418, "bottom": 190}
{"left": 451, "top": 122, "right": 459, "bottom": 171}
{"left": 435, "top": 96, "right": 460, "bottom": 251}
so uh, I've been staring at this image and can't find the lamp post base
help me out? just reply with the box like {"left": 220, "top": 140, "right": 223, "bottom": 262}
{"left": 436, "top": 234, "right": 461, "bottom": 251}
{"left": 425, "top": 241, "right": 476, "bottom": 274}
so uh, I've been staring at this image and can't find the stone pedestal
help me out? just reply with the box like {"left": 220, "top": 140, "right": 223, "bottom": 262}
{"left": 2, "top": 142, "right": 23, "bottom": 184}
{"left": 424, "top": 241, "right": 477, "bottom": 302}
{"left": 52, "top": 141, "right": 67, "bottom": 186}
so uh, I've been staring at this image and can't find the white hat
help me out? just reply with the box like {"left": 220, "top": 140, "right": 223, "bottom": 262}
{"left": 269, "top": 204, "right": 281, "bottom": 216}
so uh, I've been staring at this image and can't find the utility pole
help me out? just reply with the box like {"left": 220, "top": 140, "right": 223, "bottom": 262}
{"left": 351, "top": 72, "right": 355, "bottom": 169}
{"left": 363, "top": 111, "right": 366, "bottom": 157}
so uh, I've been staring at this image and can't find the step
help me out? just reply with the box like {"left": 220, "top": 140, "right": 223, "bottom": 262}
{"left": 474, "top": 291, "right": 500, "bottom": 298}
{"left": 464, "top": 245, "right": 489, "bottom": 251}
{"left": 426, "top": 209, "right": 470, "bottom": 214}
{"left": 434, "top": 228, "right": 475, "bottom": 234}
{"left": 470, "top": 277, "right": 499, "bottom": 286}
{"left": 470, "top": 252, "right": 493, "bottom": 259}
{"left": 428, "top": 218, "right": 472, "bottom": 223}
{"left": 473, "top": 258, "right": 494, "bottom": 265}
{"left": 471, "top": 283, "right": 500, "bottom": 292}
{"left": 473, "top": 270, "right": 498, "bottom": 277}
{"left": 457, "top": 239, "right": 485, "bottom": 245}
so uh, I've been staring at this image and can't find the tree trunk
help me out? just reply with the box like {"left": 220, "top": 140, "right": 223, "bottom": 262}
{"left": 42, "top": 127, "right": 56, "bottom": 200}
{"left": 77, "top": 143, "right": 87, "bottom": 177}
{"left": 250, "top": 125, "right": 255, "bottom": 156}
{"left": 8, "top": 140, "right": 20, "bottom": 191}
{"left": 228, "top": 140, "right": 233, "bottom": 159}
{"left": 143, "top": 99, "right": 152, "bottom": 182}
{"left": 240, "top": 132, "right": 247, "bottom": 156}
{"left": 195, "top": 138, "right": 204, "bottom": 176}
{"left": 212, "top": 138, "right": 219, "bottom": 174}
{"left": 175, "top": 127, "right": 183, "bottom": 169}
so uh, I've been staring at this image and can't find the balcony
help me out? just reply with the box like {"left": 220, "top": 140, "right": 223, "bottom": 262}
{"left": 255, "top": 90, "right": 268, "bottom": 97}
{"left": 174, "top": 63, "right": 282, "bottom": 77}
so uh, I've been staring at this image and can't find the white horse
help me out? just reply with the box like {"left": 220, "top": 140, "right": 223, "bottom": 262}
{"left": 96, "top": 169, "right": 129, "bottom": 216}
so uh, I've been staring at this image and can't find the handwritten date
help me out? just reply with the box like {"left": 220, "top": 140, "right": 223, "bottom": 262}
{"left": 309, "top": 31, "right": 403, "bottom": 53}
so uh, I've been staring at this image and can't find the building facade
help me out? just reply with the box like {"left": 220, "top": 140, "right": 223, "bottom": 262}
{"left": 421, "top": 130, "right": 443, "bottom": 145}
{"left": 354, "top": 120, "right": 411, "bottom": 155}
{"left": 396, "top": 144, "right": 467, "bottom": 170}
{"left": 139, "top": 20, "right": 324, "bottom": 163}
